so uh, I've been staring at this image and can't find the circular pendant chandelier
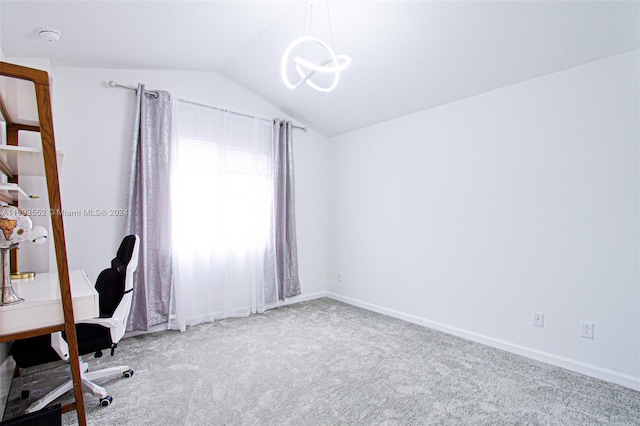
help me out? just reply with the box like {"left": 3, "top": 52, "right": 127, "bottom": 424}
{"left": 281, "top": 3, "right": 350, "bottom": 93}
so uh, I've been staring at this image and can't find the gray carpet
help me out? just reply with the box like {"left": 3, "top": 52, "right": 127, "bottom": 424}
{"left": 4, "top": 298, "right": 640, "bottom": 425}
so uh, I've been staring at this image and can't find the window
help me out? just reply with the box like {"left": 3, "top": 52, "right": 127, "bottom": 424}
{"left": 173, "top": 138, "right": 272, "bottom": 254}
{"left": 170, "top": 101, "right": 278, "bottom": 329}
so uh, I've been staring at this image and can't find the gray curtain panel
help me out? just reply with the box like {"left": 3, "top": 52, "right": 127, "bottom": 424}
{"left": 273, "top": 119, "right": 301, "bottom": 299}
{"left": 125, "top": 84, "right": 173, "bottom": 331}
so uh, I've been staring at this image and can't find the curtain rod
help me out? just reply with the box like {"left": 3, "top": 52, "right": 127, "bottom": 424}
{"left": 108, "top": 81, "right": 160, "bottom": 98}
{"left": 177, "top": 99, "right": 308, "bottom": 132}
{"left": 108, "top": 80, "right": 308, "bottom": 132}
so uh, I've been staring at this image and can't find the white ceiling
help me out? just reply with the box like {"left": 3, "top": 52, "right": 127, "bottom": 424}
{"left": 1, "top": 1, "right": 638, "bottom": 137}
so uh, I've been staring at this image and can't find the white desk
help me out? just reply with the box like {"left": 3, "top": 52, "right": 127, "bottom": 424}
{"left": 0, "top": 270, "right": 98, "bottom": 337}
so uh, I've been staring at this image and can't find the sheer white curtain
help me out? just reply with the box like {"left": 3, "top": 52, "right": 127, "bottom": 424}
{"left": 169, "top": 100, "right": 278, "bottom": 331}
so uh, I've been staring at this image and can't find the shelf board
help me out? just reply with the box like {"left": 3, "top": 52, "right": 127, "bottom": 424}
{"left": 0, "top": 145, "right": 64, "bottom": 177}
{"left": 0, "top": 182, "right": 38, "bottom": 203}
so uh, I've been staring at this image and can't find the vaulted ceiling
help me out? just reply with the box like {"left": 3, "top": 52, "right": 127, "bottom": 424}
{"left": 1, "top": 1, "right": 638, "bottom": 137}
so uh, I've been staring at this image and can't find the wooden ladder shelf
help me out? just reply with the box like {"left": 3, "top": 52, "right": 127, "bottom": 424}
{"left": 0, "top": 61, "right": 87, "bottom": 425}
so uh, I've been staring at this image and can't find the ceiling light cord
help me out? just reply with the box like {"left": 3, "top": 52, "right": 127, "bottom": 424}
{"left": 306, "top": 4, "right": 314, "bottom": 60}
{"left": 301, "top": 2, "right": 310, "bottom": 59}
{"left": 326, "top": 2, "right": 335, "bottom": 49}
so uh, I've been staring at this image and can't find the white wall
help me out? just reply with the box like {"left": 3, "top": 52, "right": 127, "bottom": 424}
{"left": 47, "top": 66, "right": 332, "bottom": 297}
{"left": 331, "top": 50, "right": 640, "bottom": 388}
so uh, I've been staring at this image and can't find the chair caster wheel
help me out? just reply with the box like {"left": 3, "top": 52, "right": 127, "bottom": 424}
{"left": 100, "top": 396, "right": 113, "bottom": 406}
{"left": 20, "top": 390, "right": 29, "bottom": 400}
{"left": 123, "top": 369, "right": 134, "bottom": 378}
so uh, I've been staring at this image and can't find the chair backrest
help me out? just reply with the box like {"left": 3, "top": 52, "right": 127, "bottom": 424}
{"left": 122, "top": 235, "right": 140, "bottom": 292}
{"left": 95, "top": 235, "right": 138, "bottom": 316}
{"left": 99, "top": 235, "right": 139, "bottom": 343}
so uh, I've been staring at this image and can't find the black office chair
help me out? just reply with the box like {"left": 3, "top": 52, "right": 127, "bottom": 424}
{"left": 11, "top": 235, "right": 140, "bottom": 412}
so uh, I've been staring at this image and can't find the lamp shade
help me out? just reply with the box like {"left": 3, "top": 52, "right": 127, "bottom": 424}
{"left": 30, "top": 226, "right": 48, "bottom": 245}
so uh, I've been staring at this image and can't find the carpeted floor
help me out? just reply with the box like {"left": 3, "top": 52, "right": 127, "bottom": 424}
{"left": 4, "top": 298, "right": 640, "bottom": 425}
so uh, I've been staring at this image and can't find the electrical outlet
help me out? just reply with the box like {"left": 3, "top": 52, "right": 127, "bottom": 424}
{"left": 337, "top": 272, "right": 342, "bottom": 282}
{"left": 533, "top": 312, "right": 544, "bottom": 327}
{"left": 580, "top": 321, "right": 594, "bottom": 339}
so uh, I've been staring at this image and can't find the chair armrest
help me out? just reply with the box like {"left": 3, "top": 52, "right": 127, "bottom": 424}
{"left": 77, "top": 318, "right": 126, "bottom": 344}
{"left": 77, "top": 318, "right": 119, "bottom": 328}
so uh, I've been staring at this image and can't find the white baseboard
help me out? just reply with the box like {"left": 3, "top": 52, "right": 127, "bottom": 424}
{"left": 280, "top": 291, "right": 328, "bottom": 305}
{"left": 326, "top": 292, "right": 640, "bottom": 391}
